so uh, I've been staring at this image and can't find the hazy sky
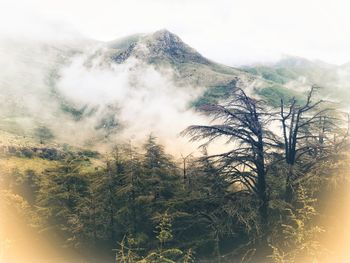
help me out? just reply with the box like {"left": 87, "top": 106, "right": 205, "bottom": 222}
{"left": 2, "top": 0, "right": 350, "bottom": 65}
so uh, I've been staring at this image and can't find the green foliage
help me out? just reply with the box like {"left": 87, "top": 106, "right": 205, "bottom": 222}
{"left": 243, "top": 67, "right": 291, "bottom": 84}
{"left": 191, "top": 86, "right": 231, "bottom": 108}
{"left": 269, "top": 187, "right": 327, "bottom": 263}
{"left": 60, "top": 103, "right": 86, "bottom": 120}
{"left": 34, "top": 125, "right": 54, "bottom": 143}
{"left": 257, "top": 85, "right": 302, "bottom": 107}
{"left": 95, "top": 113, "right": 119, "bottom": 131}
{"left": 142, "top": 135, "right": 181, "bottom": 201}
{"left": 1, "top": 86, "right": 348, "bottom": 262}
{"left": 0, "top": 189, "right": 42, "bottom": 259}
{"left": 115, "top": 235, "right": 143, "bottom": 263}
{"left": 59, "top": 98, "right": 97, "bottom": 121}
{"left": 36, "top": 155, "right": 90, "bottom": 246}
{"left": 156, "top": 212, "right": 173, "bottom": 245}
{"left": 115, "top": 212, "right": 194, "bottom": 263}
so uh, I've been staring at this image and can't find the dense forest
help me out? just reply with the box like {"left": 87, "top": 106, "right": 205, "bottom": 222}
{"left": 1, "top": 86, "right": 349, "bottom": 263}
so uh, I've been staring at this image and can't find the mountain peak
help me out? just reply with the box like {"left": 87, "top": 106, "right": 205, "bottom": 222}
{"left": 152, "top": 29, "right": 175, "bottom": 37}
{"left": 150, "top": 29, "right": 182, "bottom": 44}
{"left": 108, "top": 29, "right": 210, "bottom": 65}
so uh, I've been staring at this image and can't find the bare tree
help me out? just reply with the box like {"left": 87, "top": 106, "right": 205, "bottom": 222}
{"left": 279, "top": 86, "right": 348, "bottom": 203}
{"left": 182, "top": 88, "right": 279, "bottom": 257}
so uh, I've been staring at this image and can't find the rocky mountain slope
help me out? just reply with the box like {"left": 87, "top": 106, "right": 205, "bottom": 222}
{"left": 1, "top": 29, "right": 346, "bottom": 149}
{"left": 0, "top": 30, "right": 268, "bottom": 147}
{"left": 104, "top": 29, "right": 256, "bottom": 87}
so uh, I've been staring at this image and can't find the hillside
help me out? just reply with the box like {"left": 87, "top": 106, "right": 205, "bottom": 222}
{"left": 0, "top": 30, "right": 268, "bottom": 149}
{"left": 105, "top": 29, "right": 255, "bottom": 87}
{"left": 0, "top": 30, "right": 340, "bottom": 150}
{"left": 242, "top": 55, "right": 350, "bottom": 104}
{"left": 1, "top": 29, "right": 350, "bottom": 263}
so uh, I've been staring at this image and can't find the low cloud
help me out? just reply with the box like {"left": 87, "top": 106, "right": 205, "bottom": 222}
{"left": 55, "top": 49, "right": 207, "bottom": 154}
{"left": 0, "top": 32, "right": 210, "bottom": 155}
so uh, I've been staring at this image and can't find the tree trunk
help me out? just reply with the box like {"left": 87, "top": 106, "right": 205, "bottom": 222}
{"left": 256, "top": 176, "right": 270, "bottom": 262}
{"left": 255, "top": 141, "right": 270, "bottom": 262}
{"left": 285, "top": 164, "right": 295, "bottom": 203}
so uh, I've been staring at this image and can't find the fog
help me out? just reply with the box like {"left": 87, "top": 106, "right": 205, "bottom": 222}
{"left": 1, "top": 9, "right": 350, "bottom": 156}
{"left": 0, "top": 35, "right": 210, "bottom": 155}
{"left": 55, "top": 49, "right": 208, "bottom": 154}
{"left": 3, "top": 0, "right": 350, "bottom": 65}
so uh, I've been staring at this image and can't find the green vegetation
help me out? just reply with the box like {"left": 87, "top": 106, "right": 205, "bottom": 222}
{"left": 192, "top": 84, "right": 303, "bottom": 109}
{"left": 257, "top": 85, "right": 303, "bottom": 107}
{"left": 0, "top": 88, "right": 349, "bottom": 263}
{"left": 191, "top": 86, "right": 232, "bottom": 108}
{"left": 60, "top": 101, "right": 94, "bottom": 121}
{"left": 243, "top": 67, "right": 291, "bottom": 84}
{"left": 34, "top": 125, "right": 54, "bottom": 144}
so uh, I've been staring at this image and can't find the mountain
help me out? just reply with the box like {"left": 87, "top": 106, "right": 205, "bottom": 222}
{"left": 242, "top": 55, "right": 350, "bottom": 104}
{"left": 1, "top": 29, "right": 345, "bottom": 150}
{"left": 96, "top": 29, "right": 297, "bottom": 109}
{"left": 102, "top": 29, "right": 257, "bottom": 87}
{"left": 108, "top": 30, "right": 210, "bottom": 65}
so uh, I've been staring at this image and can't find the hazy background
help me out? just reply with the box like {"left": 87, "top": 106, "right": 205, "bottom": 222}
{"left": 1, "top": 3, "right": 350, "bottom": 262}
{"left": 1, "top": 0, "right": 350, "bottom": 156}
{"left": 2, "top": 0, "right": 350, "bottom": 65}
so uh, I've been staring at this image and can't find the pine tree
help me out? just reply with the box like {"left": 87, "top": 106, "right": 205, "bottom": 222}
{"left": 142, "top": 135, "right": 180, "bottom": 201}
{"left": 36, "top": 155, "right": 89, "bottom": 246}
